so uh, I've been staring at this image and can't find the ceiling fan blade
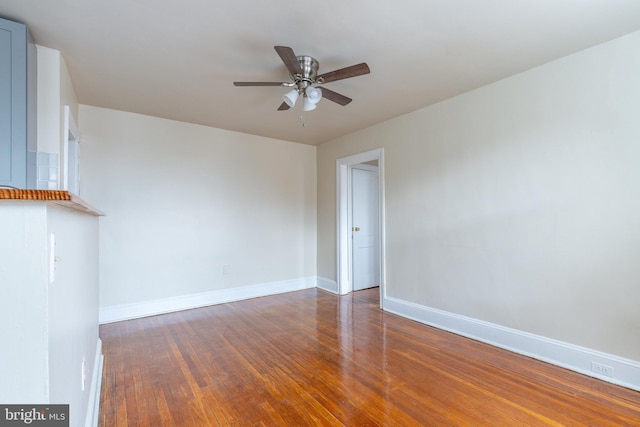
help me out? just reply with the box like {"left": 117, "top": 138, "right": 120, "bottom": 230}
{"left": 320, "top": 87, "right": 352, "bottom": 106}
{"left": 274, "top": 46, "right": 302, "bottom": 76}
{"left": 233, "top": 82, "right": 285, "bottom": 86}
{"left": 277, "top": 102, "right": 290, "bottom": 111}
{"left": 317, "top": 63, "right": 370, "bottom": 84}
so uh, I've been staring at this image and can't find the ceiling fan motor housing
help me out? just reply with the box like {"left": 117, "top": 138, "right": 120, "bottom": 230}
{"left": 294, "top": 56, "right": 320, "bottom": 85}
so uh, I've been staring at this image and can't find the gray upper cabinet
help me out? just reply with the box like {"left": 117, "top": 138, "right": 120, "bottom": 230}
{"left": 0, "top": 17, "right": 36, "bottom": 189}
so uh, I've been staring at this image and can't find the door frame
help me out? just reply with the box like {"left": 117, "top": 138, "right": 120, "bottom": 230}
{"left": 63, "top": 105, "right": 80, "bottom": 194}
{"left": 336, "top": 148, "right": 385, "bottom": 306}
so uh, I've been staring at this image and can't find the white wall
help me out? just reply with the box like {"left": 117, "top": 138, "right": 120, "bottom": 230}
{"left": 0, "top": 203, "right": 49, "bottom": 403}
{"left": 0, "top": 201, "right": 101, "bottom": 426}
{"left": 47, "top": 205, "right": 100, "bottom": 426}
{"left": 317, "top": 31, "right": 640, "bottom": 363}
{"left": 79, "top": 106, "right": 317, "bottom": 315}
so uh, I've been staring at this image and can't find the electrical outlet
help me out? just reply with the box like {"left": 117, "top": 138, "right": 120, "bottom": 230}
{"left": 223, "top": 264, "right": 230, "bottom": 275}
{"left": 591, "top": 361, "right": 614, "bottom": 378}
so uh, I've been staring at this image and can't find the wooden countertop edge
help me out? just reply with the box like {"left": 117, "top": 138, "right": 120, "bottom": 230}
{"left": 0, "top": 189, "right": 105, "bottom": 216}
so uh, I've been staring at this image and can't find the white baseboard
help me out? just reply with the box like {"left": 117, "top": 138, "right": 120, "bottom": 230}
{"left": 99, "top": 277, "right": 317, "bottom": 324}
{"left": 317, "top": 277, "right": 339, "bottom": 294}
{"left": 383, "top": 296, "right": 640, "bottom": 392}
{"left": 85, "top": 339, "right": 103, "bottom": 427}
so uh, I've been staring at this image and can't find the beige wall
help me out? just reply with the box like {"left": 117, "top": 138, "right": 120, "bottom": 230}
{"left": 36, "top": 45, "right": 61, "bottom": 154}
{"left": 79, "top": 106, "right": 317, "bottom": 309}
{"left": 36, "top": 45, "right": 79, "bottom": 153}
{"left": 36, "top": 45, "right": 79, "bottom": 184}
{"left": 59, "top": 53, "right": 79, "bottom": 121}
{"left": 317, "top": 31, "right": 640, "bottom": 360}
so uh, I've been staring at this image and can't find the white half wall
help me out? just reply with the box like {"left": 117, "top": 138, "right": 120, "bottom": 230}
{"left": 0, "top": 203, "right": 49, "bottom": 403}
{"left": 47, "top": 204, "right": 101, "bottom": 425}
{"left": 317, "top": 30, "right": 640, "bottom": 383}
{"left": 79, "top": 106, "right": 317, "bottom": 309}
{"left": 0, "top": 201, "right": 101, "bottom": 423}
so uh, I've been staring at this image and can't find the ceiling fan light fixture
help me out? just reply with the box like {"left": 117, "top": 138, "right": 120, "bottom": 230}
{"left": 306, "top": 86, "right": 322, "bottom": 104}
{"left": 283, "top": 88, "right": 299, "bottom": 107}
{"left": 303, "top": 96, "right": 317, "bottom": 111}
{"left": 234, "top": 46, "right": 369, "bottom": 112}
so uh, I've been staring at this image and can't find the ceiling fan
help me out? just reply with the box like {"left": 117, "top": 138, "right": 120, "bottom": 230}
{"left": 234, "top": 46, "right": 370, "bottom": 112}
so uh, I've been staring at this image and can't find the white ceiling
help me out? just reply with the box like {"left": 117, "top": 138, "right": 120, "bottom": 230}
{"left": 2, "top": 1, "right": 640, "bottom": 145}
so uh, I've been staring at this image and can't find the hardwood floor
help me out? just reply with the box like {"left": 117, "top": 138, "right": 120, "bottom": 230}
{"left": 99, "top": 288, "right": 640, "bottom": 426}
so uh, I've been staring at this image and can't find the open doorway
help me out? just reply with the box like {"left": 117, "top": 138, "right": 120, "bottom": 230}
{"left": 336, "top": 148, "right": 385, "bottom": 307}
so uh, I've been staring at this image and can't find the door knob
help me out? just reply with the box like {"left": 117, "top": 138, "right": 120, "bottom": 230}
{"left": 353, "top": 226, "right": 361, "bottom": 232}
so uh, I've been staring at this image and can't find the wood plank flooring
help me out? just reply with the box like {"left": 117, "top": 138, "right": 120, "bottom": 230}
{"left": 99, "top": 288, "right": 640, "bottom": 426}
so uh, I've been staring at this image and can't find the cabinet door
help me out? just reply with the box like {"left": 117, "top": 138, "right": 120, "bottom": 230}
{"left": 0, "top": 18, "right": 29, "bottom": 188}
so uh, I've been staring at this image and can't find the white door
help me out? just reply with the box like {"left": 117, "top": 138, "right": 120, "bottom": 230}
{"left": 351, "top": 166, "right": 380, "bottom": 291}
